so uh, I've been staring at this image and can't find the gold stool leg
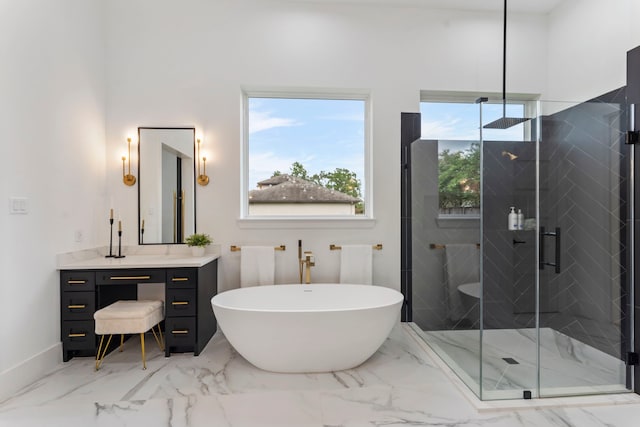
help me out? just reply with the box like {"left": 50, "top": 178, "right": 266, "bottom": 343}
{"left": 151, "top": 324, "right": 164, "bottom": 351}
{"left": 120, "top": 334, "right": 124, "bottom": 351}
{"left": 140, "top": 332, "right": 146, "bottom": 370}
{"left": 95, "top": 334, "right": 113, "bottom": 371}
{"left": 158, "top": 324, "right": 164, "bottom": 350}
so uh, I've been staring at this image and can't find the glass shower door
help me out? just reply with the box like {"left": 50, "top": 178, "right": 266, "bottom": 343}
{"left": 479, "top": 99, "right": 539, "bottom": 400}
{"left": 537, "top": 98, "right": 633, "bottom": 397}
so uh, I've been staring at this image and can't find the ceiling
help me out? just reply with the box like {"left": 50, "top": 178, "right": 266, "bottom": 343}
{"left": 284, "top": 0, "right": 564, "bottom": 14}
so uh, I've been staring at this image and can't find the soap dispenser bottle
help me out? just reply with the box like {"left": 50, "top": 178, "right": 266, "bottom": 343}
{"left": 508, "top": 207, "right": 517, "bottom": 231}
{"left": 517, "top": 209, "right": 524, "bottom": 230}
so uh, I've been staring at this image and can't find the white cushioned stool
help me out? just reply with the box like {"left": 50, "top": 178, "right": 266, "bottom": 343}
{"left": 94, "top": 300, "right": 164, "bottom": 370}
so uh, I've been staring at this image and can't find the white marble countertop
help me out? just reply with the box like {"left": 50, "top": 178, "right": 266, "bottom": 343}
{"left": 57, "top": 245, "right": 221, "bottom": 270}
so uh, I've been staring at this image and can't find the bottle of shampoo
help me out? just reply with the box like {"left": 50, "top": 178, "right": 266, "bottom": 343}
{"left": 508, "top": 207, "right": 517, "bottom": 231}
{"left": 517, "top": 209, "right": 524, "bottom": 230}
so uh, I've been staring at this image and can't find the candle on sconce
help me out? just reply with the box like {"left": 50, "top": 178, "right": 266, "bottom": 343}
{"left": 142, "top": 219, "right": 145, "bottom": 229}
{"left": 110, "top": 208, "right": 114, "bottom": 220}
{"left": 118, "top": 220, "right": 122, "bottom": 232}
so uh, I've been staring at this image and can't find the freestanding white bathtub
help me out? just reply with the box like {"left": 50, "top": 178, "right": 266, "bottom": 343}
{"left": 211, "top": 284, "right": 403, "bottom": 373}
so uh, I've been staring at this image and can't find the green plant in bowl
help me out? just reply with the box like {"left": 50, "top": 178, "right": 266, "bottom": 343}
{"left": 185, "top": 234, "right": 212, "bottom": 256}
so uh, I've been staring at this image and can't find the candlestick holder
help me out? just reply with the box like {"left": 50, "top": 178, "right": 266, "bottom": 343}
{"left": 114, "top": 230, "right": 125, "bottom": 259}
{"left": 140, "top": 227, "right": 144, "bottom": 244}
{"left": 105, "top": 218, "right": 115, "bottom": 258}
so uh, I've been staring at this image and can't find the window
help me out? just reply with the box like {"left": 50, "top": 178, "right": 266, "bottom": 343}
{"left": 242, "top": 90, "right": 369, "bottom": 219}
{"left": 420, "top": 96, "right": 532, "bottom": 217}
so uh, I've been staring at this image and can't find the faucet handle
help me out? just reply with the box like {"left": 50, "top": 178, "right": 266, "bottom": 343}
{"left": 304, "top": 251, "right": 315, "bottom": 266}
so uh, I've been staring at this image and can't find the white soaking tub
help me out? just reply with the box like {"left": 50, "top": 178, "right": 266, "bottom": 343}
{"left": 211, "top": 284, "right": 403, "bottom": 373}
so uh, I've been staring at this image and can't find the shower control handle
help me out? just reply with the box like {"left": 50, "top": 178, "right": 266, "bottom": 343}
{"left": 539, "top": 227, "right": 561, "bottom": 274}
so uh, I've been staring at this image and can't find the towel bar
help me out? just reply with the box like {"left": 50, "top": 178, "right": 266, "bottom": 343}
{"left": 429, "top": 243, "right": 480, "bottom": 249}
{"left": 230, "top": 245, "right": 286, "bottom": 252}
{"left": 330, "top": 244, "right": 383, "bottom": 251}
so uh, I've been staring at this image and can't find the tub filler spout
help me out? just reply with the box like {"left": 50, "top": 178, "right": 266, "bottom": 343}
{"left": 297, "top": 239, "right": 315, "bottom": 284}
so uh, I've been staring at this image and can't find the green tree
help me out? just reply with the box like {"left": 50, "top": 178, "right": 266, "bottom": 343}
{"left": 438, "top": 142, "right": 480, "bottom": 210}
{"left": 273, "top": 162, "right": 362, "bottom": 200}
{"left": 289, "top": 161, "right": 309, "bottom": 180}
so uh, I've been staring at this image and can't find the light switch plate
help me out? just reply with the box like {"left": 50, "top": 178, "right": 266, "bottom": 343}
{"left": 9, "top": 197, "right": 28, "bottom": 214}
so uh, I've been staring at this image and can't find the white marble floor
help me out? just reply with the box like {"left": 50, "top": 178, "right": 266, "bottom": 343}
{"left": 423, "top": 327, "right": 629, "bottom": 400}
{"left": 1, "top": 324, "right": 640, "bottom": 426}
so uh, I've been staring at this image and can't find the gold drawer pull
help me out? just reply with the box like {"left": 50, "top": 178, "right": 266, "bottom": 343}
{"left": 67, "top": 304, "right": 86, "bottom": 309}
{"left": 171, "top": 329, "right": 189, "bottom": 334}
{"left": 68, "top": 333, "right": 86, "bottom": 338}
{"left": 67, "top": 280, "right": 87, "bottom": 284}
{"left": 171, "top": 277, "right": 189, "bottom": 282}
{"left": 171, "top": 301, "right": 189, "bottom": 306}
{"left": 109, "top": 275, "right": 151, "bottom": 280}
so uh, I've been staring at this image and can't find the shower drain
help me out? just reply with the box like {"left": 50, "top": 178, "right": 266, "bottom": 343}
{"left": 502, "top": 357, "right": 519, "bottom": 365}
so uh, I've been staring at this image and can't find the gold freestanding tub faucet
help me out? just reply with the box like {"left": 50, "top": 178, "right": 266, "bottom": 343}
{"left": 302, "top": 251, "right": 315, "bottom": 284}
{"left": 297, "top": 240, "right": 315, "bottom": 284}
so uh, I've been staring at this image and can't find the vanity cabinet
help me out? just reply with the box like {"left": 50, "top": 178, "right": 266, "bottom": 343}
{"left": 59, "top": 258, "right": 218, "bottom": 362}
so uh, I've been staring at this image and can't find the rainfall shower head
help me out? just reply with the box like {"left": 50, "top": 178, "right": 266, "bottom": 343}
{"left": 485, "top": 116, "right": 530, "bottom": 130}
{"left": 482, "top": 0, "right": 531, "bottom": 130}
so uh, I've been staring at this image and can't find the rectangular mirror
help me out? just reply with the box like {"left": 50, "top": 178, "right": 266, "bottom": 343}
{"left": 138, "top": 127, "right": 196, "bottom": 244}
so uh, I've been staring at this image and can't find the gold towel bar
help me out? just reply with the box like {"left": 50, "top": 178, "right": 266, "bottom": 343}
{"left": 230, "top": 245, "right": 286, "bottom": 252}
{"left": 430, "top": 243, "right": 480, "bottom": 249}
{"left": 330, "top": 244, "right": 383, "bottom": 251}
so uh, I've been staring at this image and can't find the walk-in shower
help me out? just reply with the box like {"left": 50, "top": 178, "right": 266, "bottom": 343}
{"left": 401, "top": 92, "right": 635, "bottom": 400}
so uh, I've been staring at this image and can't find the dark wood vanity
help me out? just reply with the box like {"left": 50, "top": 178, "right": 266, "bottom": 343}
{"left": 59, "top": 255, "right": 218, "bottom": 362}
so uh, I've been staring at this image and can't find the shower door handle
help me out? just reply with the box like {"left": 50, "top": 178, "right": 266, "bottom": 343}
{"left": 539, "top": 227, "right": 561, "bottom": 274}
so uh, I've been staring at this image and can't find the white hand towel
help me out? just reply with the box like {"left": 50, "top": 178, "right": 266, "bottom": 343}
{"left": 339, "top": 245, "right": 373, "bottom": 285}
{"left": 240, "top": 246, "right": 275, "bottom": 287}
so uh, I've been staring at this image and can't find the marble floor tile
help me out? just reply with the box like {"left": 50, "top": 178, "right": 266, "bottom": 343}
{"left": 1, "top": 324, "right": 640, "bottom": 427}
{"left": 423, "top": 327, "right": 628, "bottom": 399}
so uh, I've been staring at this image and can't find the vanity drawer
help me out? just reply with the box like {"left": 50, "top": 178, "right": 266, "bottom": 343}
{"left": 60, "top": 271, "right": 95, "bottom": 292}
{"left": 165, "top": 317, "right": 196, "bottom": 346}
{"left": 96, "top": 269, "right": 165, "bottom": 285}
{"left": 62, "top": 320, "right": 96, "bottom": 350}
{"left": 166, "top": 288, "right": 197, "bottom": 317}
{"left": 166, "top": 268, "right": 197, "bottom": 289}
{"left": 61, "top": 292, "right": 96, "bottom": 320}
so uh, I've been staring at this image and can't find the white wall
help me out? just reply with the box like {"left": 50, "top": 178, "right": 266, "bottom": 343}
{"left": 104, "top": 0, "right": 548, "bottom": 293}
{"left": 0, "top": 0, "right": 106, "bottom": 397}
{"left": 546, "top": 0, "right": 640, "bottom": 102}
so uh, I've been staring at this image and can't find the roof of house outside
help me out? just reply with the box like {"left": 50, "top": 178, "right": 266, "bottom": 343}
{"left": 250, "top": 174, "right": 360, "bottom": 204}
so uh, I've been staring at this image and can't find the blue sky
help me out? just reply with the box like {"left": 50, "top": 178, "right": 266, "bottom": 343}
{"left": 248, "top": 97, "right": 365, "bottom": 190}
{"left": 247, "top": 98, "right": 526, "bottom": 190}
{"left": 420, "top": 101, "right": 526, "bottom": 149}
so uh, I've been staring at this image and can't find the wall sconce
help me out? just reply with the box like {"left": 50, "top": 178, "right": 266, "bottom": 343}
{"left": 122, "top": 137, "right": 136, "bottom": 186}
{"left": 196, "top": 138, "right": 209, "bottom": 186}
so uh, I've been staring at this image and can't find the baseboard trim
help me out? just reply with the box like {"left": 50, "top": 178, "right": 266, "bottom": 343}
{"left": 0, "top": 343, "right": 62, "bottom": 402}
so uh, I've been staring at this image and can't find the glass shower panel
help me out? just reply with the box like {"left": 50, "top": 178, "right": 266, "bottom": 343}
{"left": 537, "top": 98, "right": 632, "bottom": 397}
{"left": 480, "top": 100, "right": 539, "bottom": 400}
{"left": 409, "top": 137, "right": 481, "bottom": 398}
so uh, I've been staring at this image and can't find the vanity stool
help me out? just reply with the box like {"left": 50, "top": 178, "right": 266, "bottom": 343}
{"left": 94, "top": 300, "right": 164, "bottom": 370}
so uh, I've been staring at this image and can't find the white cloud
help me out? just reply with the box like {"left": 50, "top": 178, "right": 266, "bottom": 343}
{"left": 421, "top": 117, "right": 479, "bottom": 141}
{"left": 249, "top": 110, "right": 299, "bottom": 134}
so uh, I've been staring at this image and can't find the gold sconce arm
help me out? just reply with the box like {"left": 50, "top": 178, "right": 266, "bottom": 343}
{"left": 196, "top": 138, "right": 209, "bottom": 186}
{"left": 122, "top": 137, "right": 136, "bottom": 186}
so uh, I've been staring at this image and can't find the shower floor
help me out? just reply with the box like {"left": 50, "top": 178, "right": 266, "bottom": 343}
{"left": 418, "top": 327, "right": 629, "bottom": 400}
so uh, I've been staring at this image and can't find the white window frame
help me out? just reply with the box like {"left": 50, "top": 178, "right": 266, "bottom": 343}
{"left": 239, "top": 87, "right": 374, "bottom": 228}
